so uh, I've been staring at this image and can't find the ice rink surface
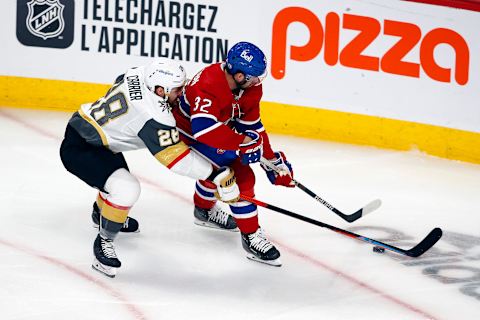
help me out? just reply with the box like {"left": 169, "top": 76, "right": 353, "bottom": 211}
{"left": 1, "top": 107, "right": 479, "bottom": 320}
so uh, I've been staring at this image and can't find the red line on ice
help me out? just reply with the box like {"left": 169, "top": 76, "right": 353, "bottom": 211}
{"left": 276, "top": 239, "right": 439, "bottom": 320}
{"left": 0, "top": 108, "right": 59, "bottom": 140}
{"left": 0, "top": 109, "right": 148, "bottom": 319}
{"left": 0, "top": 238, "right": 148, "bottom": 320}
{"left": 140, "top": 176, "right": 440, "bottom": 320}
{"left": 0, "top": 108, "right": 439, "bottom": 320}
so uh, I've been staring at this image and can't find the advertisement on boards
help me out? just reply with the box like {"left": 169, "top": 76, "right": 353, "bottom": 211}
{"left": 261, "top": 1, "right": 479, "bottom": 132}
{"left": 3, "top": 0, "right": 480, "bottom": 133}
{"left": 8, "top": 0, "right": 246, "bottom": 82}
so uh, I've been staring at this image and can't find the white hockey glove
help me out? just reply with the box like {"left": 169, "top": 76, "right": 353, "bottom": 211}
{"left": 209, "top": 167, "right": 240, "bottom": 203}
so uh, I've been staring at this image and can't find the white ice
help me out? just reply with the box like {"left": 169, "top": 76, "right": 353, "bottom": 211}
{"left": 0, "top": 107, "right": 479, "bottom": 320}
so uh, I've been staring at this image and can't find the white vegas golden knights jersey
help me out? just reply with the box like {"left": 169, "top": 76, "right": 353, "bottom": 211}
{"left": 68, "top": 66, "right": 212, "bottom": 180}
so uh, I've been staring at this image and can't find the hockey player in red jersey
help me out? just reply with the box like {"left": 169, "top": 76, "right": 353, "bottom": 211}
{"left": 173, "top": 42, "right": 295, "bottom": 266}
{"left": 60, "top": 58, "right": 241, "bottom": 277}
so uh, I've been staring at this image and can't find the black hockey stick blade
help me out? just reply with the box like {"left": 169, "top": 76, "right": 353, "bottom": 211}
{"left": 403, "top": 227, "right": 443, "bottom": 257}
{"left": 362, "top": 227, "right": 443, "bottom": 257}
{"left": 241, "top": 194, "right": 442, "bottom": 258}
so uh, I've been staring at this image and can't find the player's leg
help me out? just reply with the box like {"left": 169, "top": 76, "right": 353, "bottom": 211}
{"left": 60, "top": 124, "right": 141, "bottom": 277}
{"left": 92, "top": 192, "right": 139, "bottom": 233}
{"left": 60, "top": 124, "right": 139, "bottom": 233}
{"left": 92, "top": 168, "right": 140, "bottom": 277}
{"left": 229, "top": 160, "right": 281, "bottom": 266}
{"left": 190, "top": 143, "right": 238, "bottom": 231}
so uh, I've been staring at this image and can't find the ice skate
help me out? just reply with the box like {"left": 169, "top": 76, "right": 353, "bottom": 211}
{"left": 194, "top": 204, "right": 238, "bottom": 231}
{"left": 92, "top": 202, "right": 139, "bottom": 233}
{"left": 241, "top": 228, "right": 282, "bottom": 267}
{"left": 92, "top": 234, "right": 121, "bottom": 278}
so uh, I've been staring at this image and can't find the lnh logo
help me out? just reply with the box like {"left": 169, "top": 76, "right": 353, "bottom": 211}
{"left": 26, "top": 0, "right": 65, "bottom": 39}
{"left": 271, "top": 7, "right": 470, "bottom": 85}
{"left": 16, "top": 0, "right": 75, "bottom": 49}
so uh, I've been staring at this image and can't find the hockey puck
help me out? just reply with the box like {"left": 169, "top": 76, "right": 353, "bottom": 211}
{"left": 373, "top": 246, "right": 385, "bottom": 253}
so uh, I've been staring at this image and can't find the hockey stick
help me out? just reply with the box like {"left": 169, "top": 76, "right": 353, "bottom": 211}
{"left": 241, "top": 194, "right": 442, "bottom": 257}
{"left": 260, "top": 157, "right": 381, "bottom": 223}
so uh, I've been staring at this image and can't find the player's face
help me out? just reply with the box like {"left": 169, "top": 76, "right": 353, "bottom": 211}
{"left": 238, "top": 72, "right": 266, "bottom": 89}
{"left": 235, "top": 73, "right": 256, "bottom": 89}
{"left": 242, "top": 76, "right": 260, "bottom": 88}
{"left": 154, "top": 86, "right": 165, "bottom": 97}
{"left": 166, "top": 86, "right": 184, "bottom": 103}
{"left": 155, "top": 86, "right": 184, "bottom": 103}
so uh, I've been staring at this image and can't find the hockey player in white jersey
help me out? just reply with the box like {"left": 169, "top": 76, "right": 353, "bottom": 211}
{"left": 60, "top": 58, "right": 243, "bottom": 278}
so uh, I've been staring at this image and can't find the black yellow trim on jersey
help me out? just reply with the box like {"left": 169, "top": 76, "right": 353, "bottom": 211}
{"left": 137, "top": 117, "right": 191, "bottom": 168}
{"left": 78, "top": 108, "right": 109, "bottom": 147}
{"left": 154, "top": 141, "right": 190, "bottom": 168}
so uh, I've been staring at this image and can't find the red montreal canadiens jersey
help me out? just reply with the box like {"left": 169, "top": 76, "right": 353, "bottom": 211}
{"left": 173, "top": 63, "right": 275, "bottom": 159}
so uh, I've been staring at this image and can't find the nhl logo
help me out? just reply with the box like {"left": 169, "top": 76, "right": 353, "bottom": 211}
{"left": 26, "top": 0, "right": 65, "bottom": 40}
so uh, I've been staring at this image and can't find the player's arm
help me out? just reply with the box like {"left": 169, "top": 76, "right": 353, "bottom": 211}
{"left": 235, "top": 115, "right": 276, "bottom": 160}
{"left": 238, "top": 90, "right": 294, "bottom": 187}
{"left": 234, "top": 88, "right": 275, "bottom": 159}
{"left": 186, "top": 88, "right": 262, "bottom": 164}
{"left": 137, "top": 119, "right": 240, "bottom": 201}
{"left": 187, "top": 89, "right": 245, "bottom": 150}
{"left": 138, "top": 119, "right": 211, "bottom": 179}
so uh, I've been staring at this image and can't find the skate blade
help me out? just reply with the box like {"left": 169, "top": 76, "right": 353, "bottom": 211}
{"left": 122, "top": 227, "right": 140, "bottom": 233}
{"left": 194, "top": 219, "right": 239, "bottom": 232}
{"left": 245, "top": 254, "right": 282, "bottom": 267}
{"left": 92, "top": 258, "right": 117, "bottom": 278}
